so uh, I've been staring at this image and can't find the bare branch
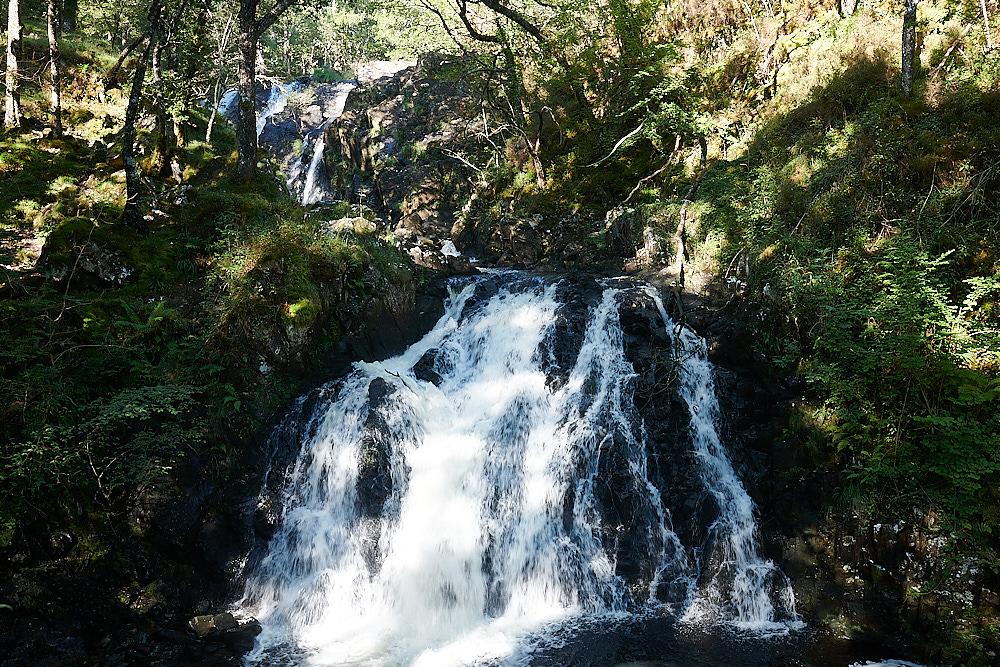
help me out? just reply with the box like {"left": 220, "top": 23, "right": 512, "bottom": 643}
{"left": 584, "top": 122, "right": 644, "bottom": 167}
{"left": 418, "top": 0, "right": 473, "bottom": 54}
{"left": 254, "top": 0, "right": 301, "bottom": 38}
{"left": 458, "top": 0, "right": 502, "bottom": 43}
{"left": 477, "top": 0, "right": 547, "bottom": 45}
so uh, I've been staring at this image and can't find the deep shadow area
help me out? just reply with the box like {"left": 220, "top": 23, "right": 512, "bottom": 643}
{"left": 506, "top": 614, "right": 924, "bottom": 667}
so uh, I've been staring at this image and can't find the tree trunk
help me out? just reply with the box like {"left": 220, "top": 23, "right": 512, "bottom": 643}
{"left": 60, "top": 0, "right": 77, "bottom": 33}
{"left": 236, "top": 0, "right": 259, "bottom": 182}
{"left": 5, "top": 0, "right": 23, "bottom": 130}
{"left": 983, "top": 0, "right": 994, "bottom": 50}
{"left": 235, "top": 0, "right": 301, "bottom": 181}
{"left": 47, "top": 0, "right": 62, "bottom": 137}
{"left": 151, "top": 33, "right": 170, "bottom": 175}
{"left": 205, "top": 12, "right": 234, "bottom": 144}
{"left": 122, "top": 0, "right": 165, "bottom": 229}
{"left": 901, "top": 0, "right": 918, "bottom": 97}
{"left": 838, "top": 0, "right": 858, "bottom": 18}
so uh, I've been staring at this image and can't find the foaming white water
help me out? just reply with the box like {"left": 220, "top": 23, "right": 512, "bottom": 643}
{"left": 238, "top": 280, "right": 687, "bottom": 666}
{"left": 289, "top": 133, "right": 328, "bottom": 206}
{"left": 285, "top": 81, "right": 356, "bottom": 205}
{"left": 257, "top": 82, "right": 302, "bottom": 138}
{"left": 645, "top": 287, "right": 801, "bottom": 633}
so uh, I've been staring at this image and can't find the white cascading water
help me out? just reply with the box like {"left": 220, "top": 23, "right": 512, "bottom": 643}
{"left": 238, "top": 277, "right": 799, "bottom": 666}
{"left": 287, "top": 133, "right": 329, "bottom": 206}
{"left": 257, "top": 81, "right": 303, "bottom": 137}
{"left": 646, "top": 287, "right": 801, "bottom": 633}
{"left": 285, "top": 80, "right": 357, "bottom": 206}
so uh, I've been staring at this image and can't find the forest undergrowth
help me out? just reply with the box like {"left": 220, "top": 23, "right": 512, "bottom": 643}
{"left": 0, "top": 19, "right": 412, "bottom": 544}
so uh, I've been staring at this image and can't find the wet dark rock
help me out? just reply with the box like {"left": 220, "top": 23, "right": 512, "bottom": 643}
{"left": 47, "top": 531, "right": 74, "bottom": 559}
{"left": 252, "top": 494, "right": 281, "bottom": 540}
{"left": 189, "top": 614, "right": 216, "bottom": 637}
{"left": 356, "top": 378, "right": 397, "bottom": 518}
{"left": 265, "top": 385, "right": 339, "bottom": 485}
{"left": 212, "top": 619, "right": 262, "bottom": 654}
{"left": 130, "top": 474, "right": 206, "bottom": 555}
{"left": 212, "top": 612, "right": 238, "bottom": 632}
{"left": 447, "top": 254, "right": 474, "bottom": 275}
{"left": 540, "top": 277, "right": 603, "bottom": 389}
{"left": 344, "top": 284, "right": 445, "bottom": 364}
{"left": 198, "top": 518, "right": 247, "bottom": 577}
{"left": 413, "top": 349, "right": 442, "bottom": 385}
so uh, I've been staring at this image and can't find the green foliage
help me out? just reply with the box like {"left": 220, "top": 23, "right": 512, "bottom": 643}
{"left": 0, "top": 143, "right": 412, "bottom": 528}
{"left": 263, "top": 0, "right": 448, "bottom": 78}
{"left": 0, "top": 284, "right": 216, "bottom": 519}
{"left": 786, "top": 239, "right": 1000, "bottom": 530}
{"left": 5, "top": 384, "right": 205, "bottom": 504}
{"left": 312, "top": 66, "right": 346, "bottom": 84}
{"left": 190, "top": 175, "right": 411, "bottom": 382}
{"left": 624, "top": 44, "right": 707, "bottom": 155}
{"left": 663, "top": 50, "right": 1000, "bottom": 541}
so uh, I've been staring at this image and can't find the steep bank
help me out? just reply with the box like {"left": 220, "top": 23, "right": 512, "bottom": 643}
{"left": 0, "top": 51, "right": 431, "bottom": 666}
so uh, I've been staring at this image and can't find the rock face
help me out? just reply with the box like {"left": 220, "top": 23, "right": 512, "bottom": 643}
{"left": 323, "top": 59, "right": 484, "bottom": 270}
{"left": 319, "top": 58, "right": 635, "bottom": 275}
{"left": 763, "top": 484, "right": 1000, "bottom": 663}
{"left": 683, "top": 295, "right": 1000, "bottom": 664}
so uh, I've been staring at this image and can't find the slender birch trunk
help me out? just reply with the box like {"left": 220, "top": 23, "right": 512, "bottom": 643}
{"left": 982, "top": 0, "right": 994, "bottom": 50}
{"left": 48, "top": 0, "right": 62, "bottom": 137}
{"left": 901, "top": 0, "right": 918, "bottom": 97}
{"left": 4, "top": 0, "right": 23, "bottom": 129}
{"left": 122, "top": 0, "right": 166, "bottom": 229}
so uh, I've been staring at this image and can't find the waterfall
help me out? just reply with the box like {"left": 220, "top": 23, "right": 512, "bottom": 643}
{"left": 287, "top": 133, "right": 330, "bottom": 206}
{"left": 213, "top": 78, "right": 356, "bottom": 206}
{"left": 645, "top": 288, "right": 802, "bottom": 633}
{"left": 284, "top": 80, "right": 357, "bottom": 206}
{"left": 237, "top": 276, "right": 799, "bottom": 666}
{"left": 257, "top": 82, "right": 302, "bottom": 138}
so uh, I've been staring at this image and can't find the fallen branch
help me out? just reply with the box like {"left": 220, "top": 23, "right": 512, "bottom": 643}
{"left": 931, "top": 24, "right": 973, "bottom": 79}
{"left": 584, "top": 123, "right": 644, "bottom": 168}
{"left": 440, "top": 148, "right": 484, "bottom": 175}
{"left": 624, "top": 162, "right": 670, "bottom": 204}
{"left": 103, "top": 34, "right": 145, "bottom": 89}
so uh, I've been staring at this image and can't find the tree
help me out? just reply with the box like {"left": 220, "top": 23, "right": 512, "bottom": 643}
{"left": 149, "top": 0, "right": 192, "bottom": 176}
{"left": 48, "top": 0, "right": 62, "bottom": 137}
{"left": 901, "top": 0, "right": 917, "bottom": 96}
{"left": 982, "top": 0, "right": 994, "bottom": 50}
{"left": 4, "top": 0, "right": 23, "bottom": 129}
{"left": 60, "top": 0, "right": 78, "bottom": 33}
{"left": 121, "top": 0, "right": 166, "bottom": 228}
{"left": 236, "top": 0, "right": 303, "bottom": 181}
{"left": 837, "top": 0, "right": 859, "bottom": 18}
{"left": 205, "top": 5, "right": 236, "bottom": 144}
